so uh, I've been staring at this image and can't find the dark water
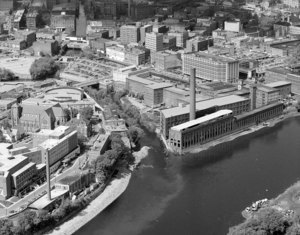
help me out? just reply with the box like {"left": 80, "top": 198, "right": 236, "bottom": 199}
{"left": 76, "top": 117, "right": 300, "bottom": 235}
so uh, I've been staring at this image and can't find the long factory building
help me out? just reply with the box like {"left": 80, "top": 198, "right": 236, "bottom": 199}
{"left": 160, "top": 95, "right": 251, "bottom": 139}
{"left": 168, "top": 102, "right": 284, "bottom": 154}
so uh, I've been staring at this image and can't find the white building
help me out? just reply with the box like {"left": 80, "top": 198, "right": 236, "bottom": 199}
{"left": 224, "top": 21, "right": 242, "bottom": 33}
{"left": 145, "top": 32, "right": 163, "bottom": 52}
{"left": 106, "top": 45, "right": 126, "bottom": 62}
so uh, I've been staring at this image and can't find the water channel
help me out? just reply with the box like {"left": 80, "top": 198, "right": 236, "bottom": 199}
{"left": 76, "top": 117, "right": 300, "bottom": 235}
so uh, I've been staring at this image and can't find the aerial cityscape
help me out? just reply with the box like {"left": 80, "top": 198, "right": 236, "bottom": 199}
{"left": 0, "top": 0, "right": 299, "bottom": 234}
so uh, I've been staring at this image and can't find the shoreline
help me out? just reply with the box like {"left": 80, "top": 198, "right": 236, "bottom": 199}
{"left": 162, "top": 110, "right": 300, "bottom": 155}
{"left": 48, "top": 146, "right": 150, "bottom": 235}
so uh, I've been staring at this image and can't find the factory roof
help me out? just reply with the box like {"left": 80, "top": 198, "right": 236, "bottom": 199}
{"left": 161, "top": 95, "right": 248, "bottom": 118}
{"left": 184, "top": 51, "right": 237, "bottom": 63}
{"left": 146, "top": 83, "right": 173, "bottom": 90}
{"left": 265, "top": 81, "right": 292, "bottom": 88}
{"left": 171, "top": 110, "right": 233, "bottom": 131}
{"left": 257, "top": 85, "right": 277, "bottom": 93}
{"left": 164, "top": 87, "right": 190, "bottom": 96}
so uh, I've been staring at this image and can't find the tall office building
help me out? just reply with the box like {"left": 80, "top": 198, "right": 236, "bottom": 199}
{"left": 140, "top": 24, "right": 153, "bottom": 44}
{"left": 168, "top": 31, "right": 188, "bottom": 48}
{"left": 120, "top": 25, "right": 140, "bottom": 44}
{"left": 182, "top": 52, "right": 239, "bottom": 83}
{"left": 145, "top": 32, "right": 163, "bottom": 52}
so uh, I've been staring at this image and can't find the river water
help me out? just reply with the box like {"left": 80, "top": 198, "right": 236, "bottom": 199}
{"left": 75, "top": 117, "right": 300, "bottom": 235}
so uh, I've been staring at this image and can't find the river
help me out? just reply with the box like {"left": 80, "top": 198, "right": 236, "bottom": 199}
{"left": 75, "top": 117, "right": 300, "bottom": 235}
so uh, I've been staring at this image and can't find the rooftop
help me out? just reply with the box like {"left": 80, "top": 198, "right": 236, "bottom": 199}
{"left": 39, "top": 130, "right": 76, "bottom": 150}
{"left": 0, "top": 143, "right": 28, "bottom": 173}
{"left": 0, "top": 84, "right": 23, "bottom": 94}
{"left": 171, "top": 110, "right": 233, "bottom": 131}
{"left": 29, "top": 188, "right": 69, "bottom": 210}
{"left": 146, "top": 83, "right": 173, "bottom": 90}
{"left": 270, "top": 39, "right": 300, "bottom": 50}
{"left": 161, "top": 95, "right": 249, "bottom": 118}
{"left": 265, "top": 81, "right": 292, "bottom": 88}
{"left": 184, "top": 51, "right": 237, "bottom": 63}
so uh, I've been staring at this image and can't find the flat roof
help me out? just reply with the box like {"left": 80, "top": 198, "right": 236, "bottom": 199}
{"left": 0, "top": 84, "right": 23, "bottom": 94}
{"left": 184, "top": 51, "right": 237, "bottom": 63}
{"left": 265, "top": 81, "right": 292, "bottom": 87}
{"left": 0, "top": 143, "right": 28, "bottom": 172}
{"left": 257, "top": 85, "right": 277, "bottom": 92}
{"left": 39, "top": 130, "right": 76, "bottom": 150}
{"left": 146, "top": 83, "right": 173, "bottom": 89}
{"left": 30, "top": 188, "right": 69, "bottom": 210}
{"left": 171, "top": 110, "right": 233, "bottom": 131}
{"left": 164, "top": 87, "right": 190, "bottom": 96}
{"left": 161, "top": 95, "right": 249, "bottom": 118}
{"left": 270, "top": 39, "right": 300, "bottom": 50}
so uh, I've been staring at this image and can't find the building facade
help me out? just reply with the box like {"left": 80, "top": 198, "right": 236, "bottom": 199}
{"left": 169, "top": 103, "right": 284, "bottom": 153}
{"left": 168, "top": 31, "right": 188, "bottom": 48}
{"left": 182, "top": 52, "right": 239, "bottom": 83}
{"left": 160, "top": 95, "right": 250, "bottom": 139}
{"left": 145, "top": 32, "right": 163, "bottom": 52}
{"left": 120, "top": 25, "right": 140, "bottom": 44}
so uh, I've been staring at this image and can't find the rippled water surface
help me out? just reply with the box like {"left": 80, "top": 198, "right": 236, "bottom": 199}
{"left": 76, "top": 117, "right": 300, "bottom": 235}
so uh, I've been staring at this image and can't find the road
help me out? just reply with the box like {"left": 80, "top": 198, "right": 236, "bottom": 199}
{"left": 0, "top": 154, "right": 84, "bottom": 218}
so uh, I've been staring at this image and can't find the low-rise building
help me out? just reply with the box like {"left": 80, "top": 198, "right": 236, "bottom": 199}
{"left": 127, "top": 75, "right": 173, "bottom": 107}
{"left": 55, "top": 171, "right": 94, "bottom": 194}
{"left": 38, "top": 126, "right": 80, "bottom": 173}
{"left": 0, "top": 98, "right": 17, "bottom": 113}
{"left": 169, "top": 103, "right": 284, "bottom": 153}
{"left": 151, "top": 50, "right": 181, "bottom": 71}
{"left": 255, "top": 85, "right": 280, "bottom": 108}
{"left": 265, "top": 81, "right": 292, "bottom": 99}
{"left": 32, "top": 40, "right": 59, "bottom": 56}
{"left": 0, "top": 143, "right": 46, "bottom": 199}
{"left": 160, "top": 95, "right": 250, "bottom": 139}
{"left": 168, "top": 31, "right": 188, "bottom": 48}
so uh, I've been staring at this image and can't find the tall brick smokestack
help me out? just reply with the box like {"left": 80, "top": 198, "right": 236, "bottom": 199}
{"left": 46, "top": 151, "right": 51, "bottom": 201}
{"left": 128, "top": 0, "right": 131, "bottom": 18}
{"left": 190, "top": 68, "right": 196, "bottom": 121}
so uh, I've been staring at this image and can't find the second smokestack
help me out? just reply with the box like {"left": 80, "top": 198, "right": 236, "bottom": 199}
{"left": 190, "top": 68, "right": 196, "bottom": 121}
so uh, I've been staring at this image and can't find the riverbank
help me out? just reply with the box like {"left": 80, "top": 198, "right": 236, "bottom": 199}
{"left": 229, "top": 180, "right": 300, "bottom": 234}
{"left": 48, "top": 146, "right": 150, "bottom": 235}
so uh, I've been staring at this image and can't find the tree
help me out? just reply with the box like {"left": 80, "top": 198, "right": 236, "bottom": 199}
{"left": 228, "top": 208, "right": 291, "bottom": 235}
{"left": 0, "top": 68, "right": 16, "bottom": 81}
{"left": 63, "top": 108, "right": 71, "bottom": 121}
{"left": 127, "top": 126, "right": 144, "bottom": 145}
{"left": 79, "top": 106, "right": 94, "bottom": 121}
{"left": 0, "top": 219, "right": 14, "bottom": 235}
{"left": 30, "top": 56, "right": 59, "bottom": 80}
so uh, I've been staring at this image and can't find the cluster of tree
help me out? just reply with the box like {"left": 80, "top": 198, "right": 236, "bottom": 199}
{"left": 228, "top": 208, "right": 294, "bottom": 235}
{"left": 90, "top": 134, "right": 132, "bottom": 183}
{"left": 79, "top": 106, "right": 94, "bottom": 121}
{"left": 0, "top": 68, "right": 17, "bottom": 81}
{"left": 30, "top": 56, "right": 59, "bottom": 80}
{"left": 0, "top": 197, "right": 86, "bottom": 235}
{"left": 85, "top": 87, "right": 156, "bottom": 136}
{"left": 128, "top": 92, "right": 144, "bottom": 100}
